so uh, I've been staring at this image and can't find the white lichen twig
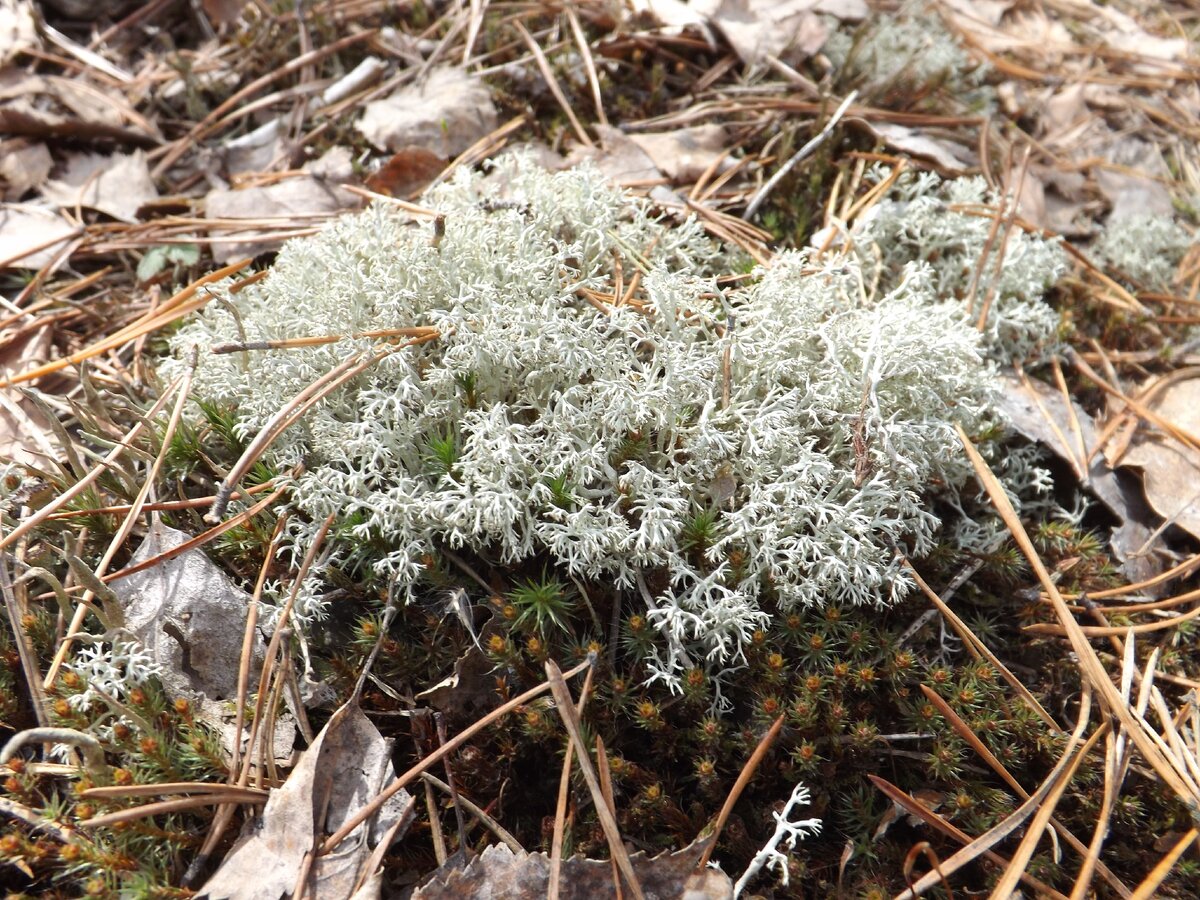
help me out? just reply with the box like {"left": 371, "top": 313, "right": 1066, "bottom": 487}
{"left": 733, "top": 781, "right": 822, "bottom": 897}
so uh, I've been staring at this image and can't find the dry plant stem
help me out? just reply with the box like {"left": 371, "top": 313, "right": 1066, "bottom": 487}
{"left": 869, "top": 776, "right": 1069, "bottom": 900}
{"left": 918, "top": 685, "right": 1130, "bottom": 897}
{"left": 420, "top": 772, "right": 523, "bottom": 853}
{"left": 1025, "top": 603, "right": 1200, "bottom": 637}
{"left": 549, "top": 662, "right": 596, "bottom": 900}
{"left": 0, "top": 378, "right": 181, "bottom": 553}
{"left": 594, "top": 735, "right": 623, "bottom": 900}
{"left": 696, "top": 714, "right": 785, "bottom": 870}
{"left": 975, "top": 147, "right": 1029, "bottom": 332}
{"left": 513, "top": 20, "right": 593, "bottom": 148}
{"left": 903, "top": 843, "right": 952, "bottom": 900}
{"left": 101, "top": 482, "right": 291, "bottom": 587}
{"left": 1129, "top": 829, "right": 1199, "bottom": 900}
{"left": 544, "top": 659, "right": 644, "bottom": 900}
{"left": 904, "top": 560, "right": 1059, "bottom": 730}
{"left": 565, "top": 5, "right": 607, "bottom": 126}
{"left": 957, "top": 424, "right": 1200, "bottom": 809}
{"left": 43, "top": 354, "right": 197, "bottom": 689}
{"left": 0, "top": 795, "right": 74, "bottom": 842}
{"left": 319, "top": 657, "right": 592, "bottom": 854}
{"left": 44, "top": 482, "right": 277, "bottom": 520}
{"left": 237, "top": 515, "right": 335, "bottom": 790}
{"left": 208, "top": 339, "right": 418, "bottom": 523}
{"left": 82, "top": 783, "right": 268, "bottom": 800}
{"left": 79, "top": 793, "right": 269, "bottom": 830}
{"left": 743, "top": 91, "right": 858, "bottom": 220}
{"left": 211, "top": 326, "right": 438, "bottom": 354}
{"left": 0, "top": 258, "right": 252, "bottom": 389}
{"left": 1070, "top": 350, "right": 1200, "bottom": 451}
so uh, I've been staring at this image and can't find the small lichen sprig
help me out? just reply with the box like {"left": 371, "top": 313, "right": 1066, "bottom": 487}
{"left": 733, "top": 781, "right": 822, "bottom": 897}
{"left": 165, "top": 154, "right": 1058, "bottom": 679}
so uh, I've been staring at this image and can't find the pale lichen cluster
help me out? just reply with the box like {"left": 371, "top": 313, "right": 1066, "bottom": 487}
{"left": 165, "top": 156, "right": 1065, "bottom": 680}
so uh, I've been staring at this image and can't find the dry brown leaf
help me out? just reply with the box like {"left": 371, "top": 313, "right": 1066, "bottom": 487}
{"left": 200, "top": 700, "right": 414, "bottom": 900}
{"left": 569, "top": 125, "right": 663, "bottom": 185}
{"left": 0, "top": 138, "right": 52, "bottom": 200}
{"left": 42, "top": 150, "right": 158, "bottom": 223}
{"left": 219, "top": 120, "right": 290, "bottom": 178}
{"left": 628, "top": 124, "right": 732, "bottom": 183}
{"left": 0, "top": 203, "right": 77, "bottom": 269}
{"left": 0, "top": 326, "right": 56, "bottom": 467}
{"left": 994, "top": 374, "right": 1161, "bottom": 581}
{"left": 202, "top": 0, "right": 247, "bottom": 26}
{"left": 0, "top": 69, "right": 159, "bottom": 145}
{"left": 1122, "top": 374, "right": 1200, "bottom": 544}
{"left": 357, "top": 68, "right": 498, "bottom": 158}
{"left": 690, "top": 0, "right": 835, "bottom": 65}
{"left": 205, "top": 177, "right": 358, "bottom": 262}
{"left": 0, "top": 0, "right": 37, "bottom": 64}
{"left": 1096, "top": 136, "right": 1173, "bottom": 222}
{"left": 859, "top": 121, "right": 972, "bottom": 174}
{"left": 365, "top": 146, "right": 446, "bottom": 198}
{"left": 412, "top": 836, "right": 732, "bottom": 900}
{"left": 113, "top": 521, "right": 262, "bottom": 704}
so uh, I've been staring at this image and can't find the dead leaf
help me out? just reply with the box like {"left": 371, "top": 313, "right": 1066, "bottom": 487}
{"left": 0, "top": 0, "right": 37, "bottom": 64}
{"left": 1096, "top": 136, "right": 1173, "bottom": 222}
{"left": 205, "top": 176, "right": 358, "bottom": 262}
{"left": 0, "top": 203, "right": 78, "bottom": 269}
{"left": 219, "top": 120, "right": 290, "bottom": 178}
{"left": 859, "top": 121, "right": 973, "bottom": 174}
{"left": 0, "top": 326, "right": 57, "bottom": 466}
{"left": 202, "top": 0, "right": 247, "bottom": 26}
{"left": 1122, "top": 373, "right": 1200, "bottom": 544}
{"left": 0, "top": 69, "right": 159, "bottom": 145}
{"left": 113, "top": 521, "right": 262, "bottom": 703}
{"left": 42, "top": 150, "right": 158, "bottom": 222}
{"left": 0, "top": 139, "right": 52, "bottom": 200}
{"left": 690, "top": 0, "right": 832, "bottom": 65}
{"left": 412, "top": 836, "right": 732, "bottom": 900}
{"left": 357, "top": 68, "right": 498, "bottom": 158}
{"left": 995, "top": 374, "right": 1161, "bottom": 582}
{"left": 200, "top": 700, "right": 414, "bottom": 900}
{"left": 937, "top": 0, "right": 1013, "bottom": 27}
{"left": 569, "top": 125, "right": 662, "bottom": 186}
{"left": 628, "top": 125, "right": 733, "bottom": 182}
{"left": 365, "top": 147, "right": 447, "bottom": 198}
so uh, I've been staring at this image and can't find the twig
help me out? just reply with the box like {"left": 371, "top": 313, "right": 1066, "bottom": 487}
{"left": 744, "top": 92, "right": 857, "bottom": 220}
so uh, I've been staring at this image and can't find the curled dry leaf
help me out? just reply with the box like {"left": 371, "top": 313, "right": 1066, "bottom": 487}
{"left": 0, "top": 326, "right": 57, "bottom": 467}
{"left": 0, "top": 69, "right": 160, "bottom": 145}
{"left": 357, "top": 67, "right": 498, "bottom": 158}
{"left": 857, "top": 121, "right": 973, "bottom": 174}
{"left": 412, "top": 836, "right": 732, "bottom": 900}
{"left": 0, "top": 138, "right": 52, "bottom": 200}
{"left": 205, "top": 176, "right": 359, "bottom": 262}
{"left": 113, "top": 521, "right": 263, "bottom": 704}
{"left": 994, "top": 373, "right": 1161, "bottom": 582}
{"left": 1121, "top": 373, "right": 1200, "bottom": 544}
{"left": 200, "top": 700, "right": 414, "bottom": 900}
{"left": 627, "top": 124, "right": 734, "bottom": 183}
{"left": 365, "top": 146, "right": 447, "bottom": 198}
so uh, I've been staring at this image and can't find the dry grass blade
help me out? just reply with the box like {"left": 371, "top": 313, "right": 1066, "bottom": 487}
{"left": 420, "top": 772, "right": 523, "bottom": 853}
{"left": 544, "top": 659, "right": 643, "bottom": 900}
{"left": 956, "top": 424, "right": 1200, "bottom": 812}
{"left": 43, "top": 354, "right": 196, "bottom": 688}
{"left": 78, "top": 793, "right": 268, "bottom": 830}
{"left": 550, "top": 662, "right": 596, "bottom": 900}
{"left": 0, "top": 259, "right": 252, "bottom": 390}
{"left": 1130, "top": 829, "right": 1198, "bottom": 900}
{"left": 319, "top": 657, "right": 592, "bottom": 854}
{"left": 918, "top": 685, "right": 1130, "bottom": 896}
{"left": 905, "top": 560, "right": 1059, "bottom": 730}
{"left": 513, "top": 20, "right": 593, "bottom": 148}
{"left": 565, "top": 6, "right": 607, "bottom": 127}
{"left": 0, "top": 378, "right": 182, "bottom": 553}
{"left": 81, "top": 783, "right": 268, "bottom": 800}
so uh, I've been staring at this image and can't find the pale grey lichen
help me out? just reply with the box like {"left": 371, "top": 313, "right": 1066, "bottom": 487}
{"left": 164, "top": 156, "right": 1063, "bottom": 678}
{"left": 1092, "top": 212, "right": 1193, "bottom": 292}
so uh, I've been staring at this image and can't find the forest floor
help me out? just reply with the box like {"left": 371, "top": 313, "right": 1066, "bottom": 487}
{"left": 3, "top": 0, "right": 1200, "bottom": 897}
